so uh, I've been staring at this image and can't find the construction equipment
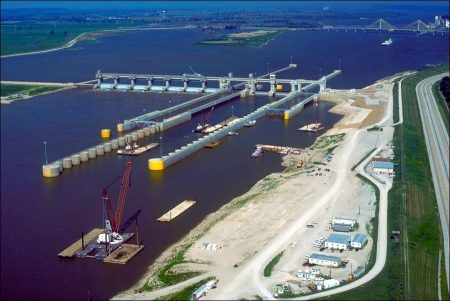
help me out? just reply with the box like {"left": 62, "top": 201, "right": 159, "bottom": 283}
{"left": 97, "top": 161, "right": 132, "bottom": 245}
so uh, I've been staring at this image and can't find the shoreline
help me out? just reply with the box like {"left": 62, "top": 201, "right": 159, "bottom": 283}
{"left": 112, "top": 75, "right": 399, "bottom": 300}
{"left": 0, "top": 25, "right": 193, "bottom": 59}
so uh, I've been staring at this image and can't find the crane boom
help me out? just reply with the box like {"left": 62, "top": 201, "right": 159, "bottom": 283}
{"left": 113, "top": 161, "right": 132, "bottom": 232}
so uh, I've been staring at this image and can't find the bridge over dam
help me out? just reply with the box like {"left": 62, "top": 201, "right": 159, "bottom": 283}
{"left": 41, "top": 66, "right": 340, "bottom": 177}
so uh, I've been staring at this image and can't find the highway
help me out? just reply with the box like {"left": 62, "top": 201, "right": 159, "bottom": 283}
{"left": 416, "top": 73, "right": 449, "bottom": 291}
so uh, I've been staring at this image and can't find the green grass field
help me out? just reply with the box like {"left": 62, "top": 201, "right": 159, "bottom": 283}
{"left": 322, "top": 63, "right": 449, "bottom": 300}
{"left": 155, "top": 277, "right": 215, "bottom": 300}
{"left": 1, "top": 84, "right": 63, "bottom": 97}
{"left": 263, "top": 251, "right": 284, "bottom": 277}
{"left": 1, "top": 22, "right": 140, "bottom": 56}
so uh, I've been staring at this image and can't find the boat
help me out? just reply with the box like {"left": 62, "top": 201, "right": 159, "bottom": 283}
{"left": 298, "top": 122, "right": 325, "bottom": 132}
{"left": 193, "top": 123, "right": 210, "bottom": 133}
{"left": 244, "top": 120, "right": 256, "bottom": 127}
{"left": 381, "top": 38, "right": 393, "bottom": 46}
{"left": 251, "top": 147, "right": 264, "bottom": 157}
{"left": 202, "top": 124, "right": 223, "bottom": 134}
{"left": 228, "top": 131, "right": 239, "bottom": 136}
{"left": 117, "top": 142, "right": 159, "bottom": 156}
{"left": 204, "top": 141, "right": 221, "bottom": 148}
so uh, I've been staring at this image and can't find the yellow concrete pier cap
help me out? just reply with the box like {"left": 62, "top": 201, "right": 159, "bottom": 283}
{"left": 117, "top": 123, "right": 124, "bottom": 133}
{"left": 284, "top": 111, "right": 289, "bottom": 120}
{"left": 148, "top": 158, "right": 165, "bottom": 171}
{"left": 42, "top": 164, "right": 61, "bottom": 177}
{"left": 276, "top": 84, "right": 283, "bottom": 91}
{"left": 101, "top": 129, "right": 111, "bottom": 138}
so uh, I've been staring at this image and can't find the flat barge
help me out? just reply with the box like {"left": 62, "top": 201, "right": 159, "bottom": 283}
{"left": 117, "top": 142, "right": 159, "bottom": 156}
{"left": 157, "top": 200, "right": 196, "bottom": 222}
{"left": 256, "top": 144, "right": 302, "bottom": 155}
{"left": 58, "top": 228, "right": 143, "bottom": 264}
{"left": 202, "top": 116, "right": 240, "bottom": 134}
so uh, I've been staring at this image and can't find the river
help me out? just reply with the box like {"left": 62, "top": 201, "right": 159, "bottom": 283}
{"left": 1, "top": 23, "right": 448, "bottom": 300}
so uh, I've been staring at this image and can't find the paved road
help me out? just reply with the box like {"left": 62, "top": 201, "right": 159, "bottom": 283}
{"left": 416, "top": 73, "right": 449, "bottom": 291}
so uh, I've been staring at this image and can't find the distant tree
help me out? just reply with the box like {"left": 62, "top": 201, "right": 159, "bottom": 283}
{"left": 50, "top": 30, "right": 54, "bottom": 35}
{"left": 439, "top": 76, "right": 450, "bottom": 109}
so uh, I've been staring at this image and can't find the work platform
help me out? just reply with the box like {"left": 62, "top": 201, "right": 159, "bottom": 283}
{"left": 157, "top": 200, "right": 196, "bottom": 222}
{"left": 103, "top": 244, "right": 144, "bottom": 264}
{"left": 58, "top": 228, "right": 103, "bottom": 258}
{"left": 58, "top": 228, "right": 143, "bottom": 264}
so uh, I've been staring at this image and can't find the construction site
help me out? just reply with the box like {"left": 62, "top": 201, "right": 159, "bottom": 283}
{"left": 58, "top": 161, "right": 144, "bottom": 264}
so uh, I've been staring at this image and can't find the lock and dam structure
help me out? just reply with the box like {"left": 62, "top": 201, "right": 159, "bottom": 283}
{"left": 42, "top": 64, "right": 341, "bottom": 177}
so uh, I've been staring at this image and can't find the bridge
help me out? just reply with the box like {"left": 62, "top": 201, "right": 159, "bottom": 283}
{"left": 306, "top": 18, "right": 448, "bottom": 34}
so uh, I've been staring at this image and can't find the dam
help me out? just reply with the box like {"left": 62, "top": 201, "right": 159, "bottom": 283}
{"left": 42, "top": 66, "right": 341, "bottom": 177}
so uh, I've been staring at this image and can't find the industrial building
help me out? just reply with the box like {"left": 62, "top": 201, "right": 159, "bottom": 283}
{"left": 308, "top": 253, "right": 341, "bottom": 267}
{"left": 332, "top": 218, "right": 357, "bottom": 227}
{"left": 324, "top": 233, "right": 351, "bottom": 250}
{"left": 332, "top": 223, "right": 353, "bottom": 232}
{"left": 350, "top": 233, "right": 368, "bottom": 249}
{"left": 371, "top": 160, "right": 394, "bottom": 173}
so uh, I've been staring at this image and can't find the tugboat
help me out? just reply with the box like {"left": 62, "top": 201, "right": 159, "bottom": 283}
{"left": 193, "top": 123, "right": 210, "bottom": 133}
{"left": 204, "top": 140, "right": 221, "bottom": 148}
{"left": 251, "top": 146, "right": 264, "bottom": 157}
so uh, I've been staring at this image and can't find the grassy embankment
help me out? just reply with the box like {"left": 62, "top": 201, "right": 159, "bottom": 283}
{"left": 263, "top": 251, "right": 284, "bottom": 277}
{"left": 155, "top": 276, "right": 216, "bottom": 301}
{"left": 432, "top": 81, "right": 449, "bottom": 133}
{"left": 325, "top": 63, "right": 449, "bottom": 300}
{"left": 1, "top": 84, "right": 63, "bottom": 97}
{"left": 1, "top": 22, "right": 140, "bottom": 56}
{"left": 198, "top": 30, "right": 281, "bottom": 47}
{"left": 138, "top": 131, "right": 339, "bottom": 292}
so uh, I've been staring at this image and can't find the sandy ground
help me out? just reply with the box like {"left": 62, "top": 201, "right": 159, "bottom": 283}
{"left": 113, "top": 77, "right": 397, "bottom": 300}
{"left": 228, "top": 30, "right": 277, "bottom": 38}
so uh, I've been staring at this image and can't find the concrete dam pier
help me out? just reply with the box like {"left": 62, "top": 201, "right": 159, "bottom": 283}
{"left": 42, "top": 65, "right": 340, "bottom": 177}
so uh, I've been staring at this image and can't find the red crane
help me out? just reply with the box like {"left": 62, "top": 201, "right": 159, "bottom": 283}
{"left": 101, "top": 161, "right": 132, "bottom": 233}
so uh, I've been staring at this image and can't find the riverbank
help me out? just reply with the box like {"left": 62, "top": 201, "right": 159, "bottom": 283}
{"left": 0, "top": 83, "right": 72, "bottom": 104}
{"left": 0, "top": 25, "right": 193, "bottom": 58}
{"left": 112, "top": 75, "right": 396, "bottom": 300}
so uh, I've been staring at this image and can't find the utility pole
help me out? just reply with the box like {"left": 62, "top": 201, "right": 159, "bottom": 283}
{"left": 43, "top": 141, "right": 48, "bottom": 165}
{"left": 267, "top": 62, "right": 270, "bottom": 75}
{"left": 159, "top": 136, "right": 163, "bottom": 157}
